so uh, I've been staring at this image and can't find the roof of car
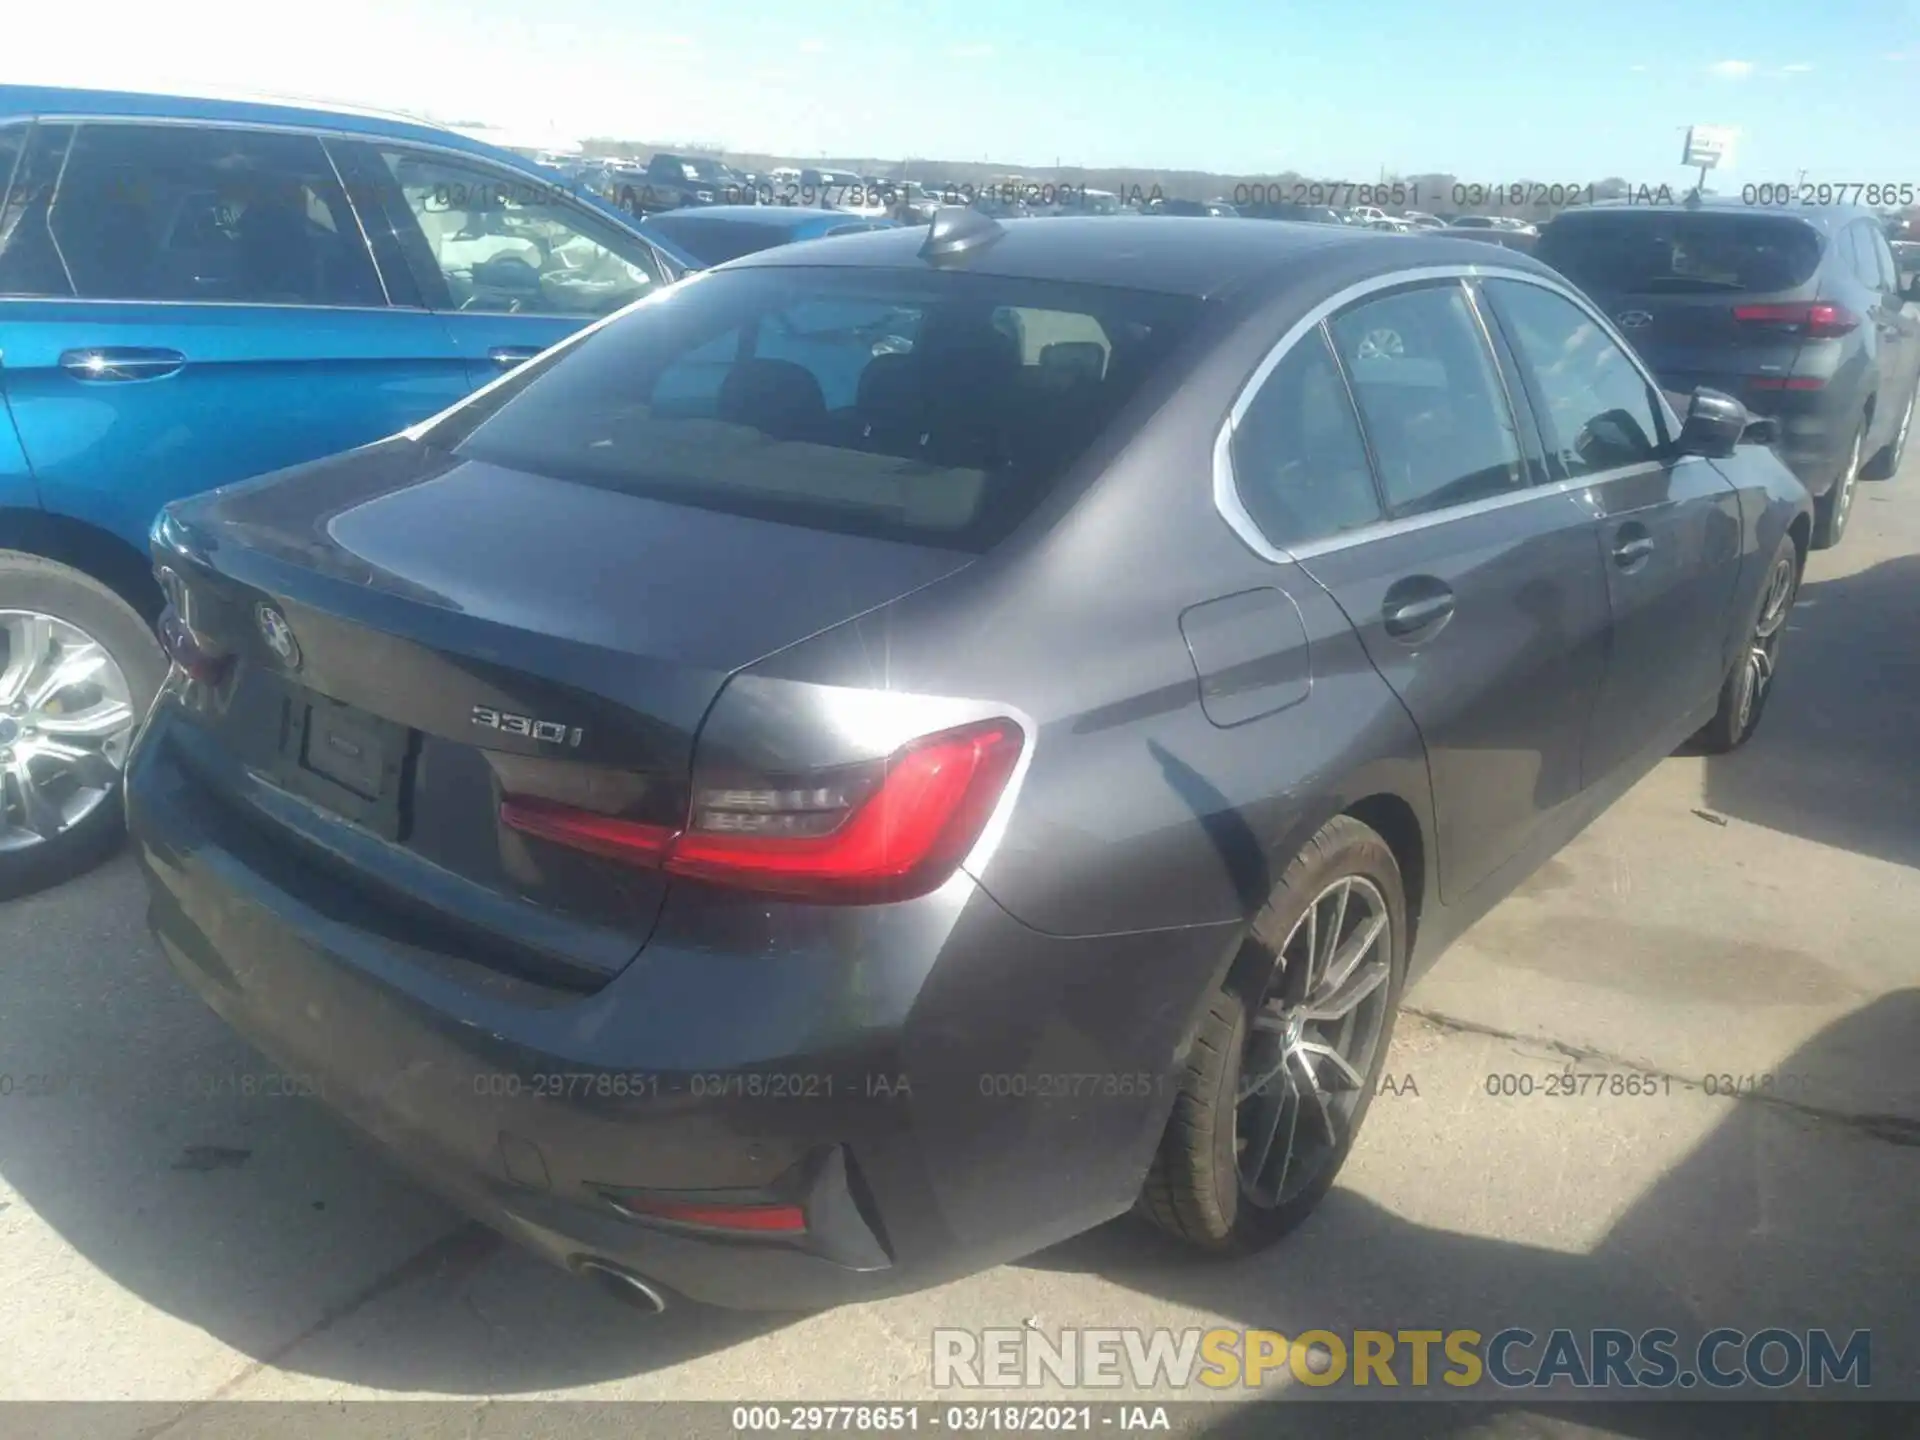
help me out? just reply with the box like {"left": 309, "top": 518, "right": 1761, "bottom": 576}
{"left": 729, "top": 215, "right": 1554, "bottom": 297}
{"left": 1549, "top": 197, "right": 1874, "bottom": 232}
{"left": 652, "top": 206, "right": 882, "bottom": 232}
{"left": 0, "top": 83, "right": 543, "bottom": 170}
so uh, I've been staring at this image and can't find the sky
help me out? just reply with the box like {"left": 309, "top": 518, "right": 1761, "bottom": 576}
{"left": 6, "top": 0, "right": 1920, "bottom": 184}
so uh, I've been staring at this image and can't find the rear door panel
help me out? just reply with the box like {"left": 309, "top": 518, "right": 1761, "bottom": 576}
{"left": 2, "top": 301, "right": 469, "bottom": 547}
{"left": 0, "top": 118, "right": 469, "bottom": 550}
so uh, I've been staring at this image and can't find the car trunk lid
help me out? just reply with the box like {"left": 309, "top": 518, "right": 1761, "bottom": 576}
{"left": 155, "top": 438, "right": 973, "bottom": 984}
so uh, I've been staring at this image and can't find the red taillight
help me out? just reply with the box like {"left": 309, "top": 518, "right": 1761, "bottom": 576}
{"left": 156, "top": 605, "right": 231, "bottom": 685}
{"left": 1748, "top": 376, "right": 1827, "bottom": 391}
{"left": 501, "top": 717, "right": 1023, "bottom": 904}
{"left": 1733, "top": 302, "right": 1859, "bottom": 339}
{"left": 607, "top": 1195, "right": 808, "bottom": 1233}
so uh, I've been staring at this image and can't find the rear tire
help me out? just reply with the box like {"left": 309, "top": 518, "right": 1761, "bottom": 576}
{"left": 1811, "top": 420, "right": 1864, "bottom": 549}
{"left": 1696, "top": 536, "right": 1800, "bottom": 755}
{"left": 0, "top": 552, "right": 165, "bottom": 899}
{"left": 1861, "top": 382, "right": 1916, "bottom": 481}
{"left": 1139, "top": 815, "right": 1407, "bottom": 1254}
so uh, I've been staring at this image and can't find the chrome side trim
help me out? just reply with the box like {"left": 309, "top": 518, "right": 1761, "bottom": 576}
{"left": 1212, "top": 263, "right": 1687, "bottom": 566}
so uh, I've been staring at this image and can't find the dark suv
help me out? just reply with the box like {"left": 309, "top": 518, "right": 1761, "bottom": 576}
{"left": 1537, "top": 199, "right": 1920, "bottom": 547}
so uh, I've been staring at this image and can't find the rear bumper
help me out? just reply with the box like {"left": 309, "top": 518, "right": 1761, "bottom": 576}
{"left": 126, "top": 701, "right": 1235, "bottom": 1309}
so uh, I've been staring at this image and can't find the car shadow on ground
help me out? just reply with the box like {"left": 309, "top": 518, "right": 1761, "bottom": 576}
{"left": 1691, "top": 551, "right": 1920, "bottom": 872}
{"left": 1017, "top": 991, "right": 1920, "bottom": 1435}
{"left": 3, "top": 861, "right": 1916, "bottom": 1409}
{"left": 0, "top": 857, "right": 788, "bottom": 1396}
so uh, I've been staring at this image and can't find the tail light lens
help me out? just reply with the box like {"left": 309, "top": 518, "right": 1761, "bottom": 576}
{"left": 501, "top": 717, "right": 1023, "bottom": 904}
{"left": 1733, "top": 302, "right": 1860, "bottom": 339}
{"left": 156, "top": 601, "right": 232, "bottom": 685}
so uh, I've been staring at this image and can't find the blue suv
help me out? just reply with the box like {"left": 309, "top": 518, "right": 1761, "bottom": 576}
{"left": 0, "top": 86, "right": 692, "bottom": 891}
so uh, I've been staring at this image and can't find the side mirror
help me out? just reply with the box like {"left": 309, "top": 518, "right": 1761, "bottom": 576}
{"left": 1676, "top": 387, "right": 1749, "bottom": 459}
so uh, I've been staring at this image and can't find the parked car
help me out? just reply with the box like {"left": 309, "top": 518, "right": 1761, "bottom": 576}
{"left": 605, "top": 153, "right": 753, "bottom": 214}
{"left": 1448, "top": 215, "right": 1499, "bottom": 230}
{"left": 1432, "top": 226, "right": 1538, "bottom": 254}
{"left": 1149, "top": 198, "right": 1236, "bottom": 218}
{"left": 1365, "top": 217, "right": 1420, "bottom": 234}
{"left": 0, "top": 84, "right": 693, "bottom": 891}
{"left": 1491, "top": 216, "right": 1541, "bottom": 238}
{"left": 1536, "top": 199, "right": 1920, "bottom": 548}
{"left": 128, "top": 215, "right": 1810, "bottom": 1310}
{"left": 637, "top": 206, "right": 897, "bottom": 267}
{"left": 1240, "top": 202, "right": 1344, "bottom": 225}
{"left": 1403, "top": 211, "right": 1446, "bottom": 230}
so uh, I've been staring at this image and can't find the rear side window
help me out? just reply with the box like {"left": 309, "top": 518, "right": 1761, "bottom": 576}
{"left": 1538, "top": 213, "right": 1823, "bottom": 295}
{"left": 1484, "top": 279, "right": 1666, "bottom": 478}
{"left": 431, "top": 266, "right": 1200, "bottom": 550}
{"left": 1232, "top": 327, "right": 1382, "bottom": 547}
{"left": 41, "top": 124, "right": 385, "bottom": 306}
{"left": 1327, "top": 283, "right": 1528, "bottom": 517}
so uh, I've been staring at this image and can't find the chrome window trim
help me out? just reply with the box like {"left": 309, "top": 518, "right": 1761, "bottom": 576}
{"left": 22, "top": 116, "right": 398, "bottom": 311}
{"left": 1213, "top": 262, "right": 1684, "bottom": 566}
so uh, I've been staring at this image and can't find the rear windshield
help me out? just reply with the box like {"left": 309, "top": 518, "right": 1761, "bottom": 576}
{"left": 430, "top": 266, "right": 1202, "bottom": 550}
{"left": 644, "top": 215, "right": 794, "bottom": 266}
{"left": 1538, "top": 213, "right": 1824, "bottom": 295}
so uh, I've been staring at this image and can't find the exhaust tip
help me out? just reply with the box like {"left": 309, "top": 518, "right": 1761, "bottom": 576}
{"left": 574, "top": 1257, "right": 669, "bottom": 1313}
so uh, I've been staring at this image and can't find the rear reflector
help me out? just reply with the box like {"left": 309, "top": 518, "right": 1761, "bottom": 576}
{"left": 1733, "top": 302, "right": 1859, "bottom": 339}
{"left": 608, "top": 1195, "right": 808, "bottom": 1233}
{"left": 502, "top": 717, "right": 1023, "bottom": 904}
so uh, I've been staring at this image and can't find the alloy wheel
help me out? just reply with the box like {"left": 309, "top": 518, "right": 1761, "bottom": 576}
{"left": 1835, "top": 426, "right": 1863, "bottom": 527}
{"left": 1734, "top": 554, "right": 1797, "bottom": 738}
{"left": 0, "top": 610, "right": 138, "bottom": 854}
{"left": 1234, "top": 875, "right": 1393, "bottom": 1209}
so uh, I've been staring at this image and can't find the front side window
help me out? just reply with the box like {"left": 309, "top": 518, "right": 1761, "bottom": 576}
{"left": 425, "top": 267, "right": 1199, "bottom": 550}
{"left": 42, "top": 123, "right": 384, "bottom": 306}
{"left": 1231, "top": 326, "right": 1382, "bottom": 548}
{"left": 1328, "top": 282, "right": 1528, "bottom": 517}
{"left": 377, "top": 149, "right": 665, "bottom": 317}
{"left": 1485, "top": 279, "right": 1665, "bottom": 477}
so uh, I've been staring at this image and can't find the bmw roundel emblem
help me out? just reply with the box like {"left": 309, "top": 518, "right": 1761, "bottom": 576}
{"left": 255, "top": 603, "right": 301, "bottom": 669}
{"left": 1617, "top": 310, "right": 1653, "bottom": 329}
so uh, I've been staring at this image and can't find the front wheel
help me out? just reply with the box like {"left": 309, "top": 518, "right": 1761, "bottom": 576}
{"left": 1861, "top": 382, "right": 1916, "bottom": 481}
{"left": 0, "top": 553, "right": 165, "bottom": 898}
{"left": 1696, "top": 536, "right": 1800, "bottom": 755}
{"left": 1139, "top": 815, "right": 1407, "bottom": 1253}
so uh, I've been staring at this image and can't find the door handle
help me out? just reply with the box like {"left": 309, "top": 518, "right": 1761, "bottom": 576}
{"left": 59, "top": 347, "right": 186, "bottom": 382}
{"left": 1611, "top": 534, "right": 1656, "bottom": 568}
{"left": 488, "top": 346, "right": 543, "bottom": 368}
{"left": 1381, "top": 588, "right": 1455, "bottom": 637}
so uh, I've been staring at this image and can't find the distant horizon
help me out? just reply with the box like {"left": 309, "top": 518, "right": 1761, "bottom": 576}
{"left": 6, "top": 0, "right": 1918, "bottom": 186}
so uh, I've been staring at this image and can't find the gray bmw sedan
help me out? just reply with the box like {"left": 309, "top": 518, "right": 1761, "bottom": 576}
{"left": 127, "top": 211, "right": 1811, "bottom": 1311}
